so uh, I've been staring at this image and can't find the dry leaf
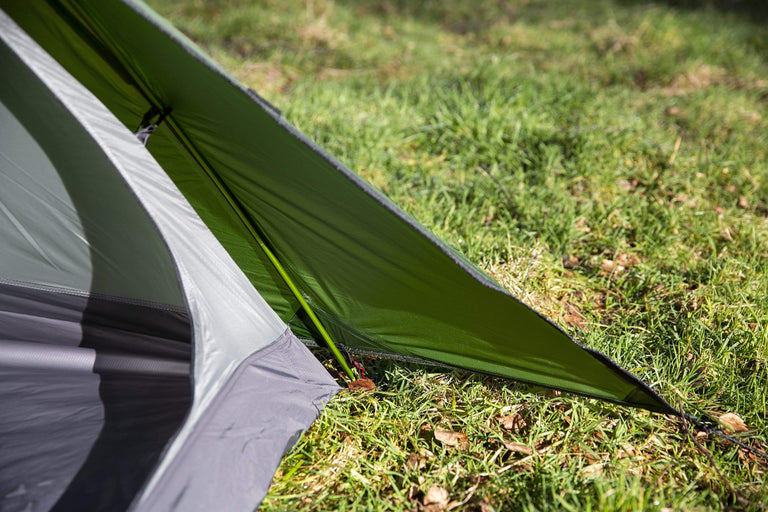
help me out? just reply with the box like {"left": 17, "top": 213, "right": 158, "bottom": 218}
{"left": 600, "top": 258, "right": 620, "bottom": 274}
{"left": 419, "top": 448, "right": 435, "bottom": 459}
{"left": 583, "top": 452, "right": 600, "bottom": 464}
{"left": 563, "top": 304, "right": 586, "bottom": 329}
{"left": 405, "top": 453, "right": 426, "bottom": 471}
{"left": 423, "top": 485, "right": 450, "bottom": 510}
{"left": 738, "top": 195, "right": 749, "bottom": 208}
{"left": 497, "top": 413, "right": 528, "bottom": 433}
{"left": 581, "top": 462, "right": 604, "bottom": 478}
{"left": 719, "top": 412, "right": 749, "bottom": 433}
{"left": 503, "top": 441, "right": 533, "bottom": 455}
{"left": 434, "top": 430, "right": 469, "bottom": 450}
{"left": 617, "top": 443, "right": 636, "bottom": 458}
{"left": 348, "top": 378, "right": 375, "bottom": 391}
{"left": 563, "top": 255, "right": 580, "bottom": 269}
{"left": 615, "top": 252, "right": 639, "bottom": 267}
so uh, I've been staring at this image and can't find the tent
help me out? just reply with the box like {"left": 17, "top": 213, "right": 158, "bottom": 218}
{"left": 0, "top": 1, "right": 675, "bottom": 510}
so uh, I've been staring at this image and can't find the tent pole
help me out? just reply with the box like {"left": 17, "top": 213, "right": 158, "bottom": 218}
{"left": 45, "top": 5, "right": 357, "bottom": 379}
{"left": 164, "top": 117, "right": 357, "bottom": 381}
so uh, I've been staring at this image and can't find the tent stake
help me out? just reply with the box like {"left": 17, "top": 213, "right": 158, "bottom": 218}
{"left": 164, "top": 116, "right": 357, "bottom": 381}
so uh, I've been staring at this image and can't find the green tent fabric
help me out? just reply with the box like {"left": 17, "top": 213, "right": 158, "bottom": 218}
{"left": 0, "top": 0, "right": 673, "bottom": 413}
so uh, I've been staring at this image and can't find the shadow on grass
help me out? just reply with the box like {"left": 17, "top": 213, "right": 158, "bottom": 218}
{"left": 617, "top": 0, "right": 768, "bottom": 24}
{"left": 335, "top": 0, "right": 766, "bottom": 33}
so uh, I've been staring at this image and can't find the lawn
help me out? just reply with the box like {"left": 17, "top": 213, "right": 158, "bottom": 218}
{"left": 147, "top": 1, "right": 768, "bottom": 509}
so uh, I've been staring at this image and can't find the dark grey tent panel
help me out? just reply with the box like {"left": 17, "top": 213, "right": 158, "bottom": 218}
{"left": 0, "top": 284, "right": 193, "bottom": 512}
{"left": 138, "top": 331, "right": 341, "bottom": 511}
{"left": 0, "top": 10, "right": 339, "bottom": 512}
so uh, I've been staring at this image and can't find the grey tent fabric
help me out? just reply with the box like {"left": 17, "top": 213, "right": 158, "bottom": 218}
{"left": 138, "top": 331, "right": 340, "bottom": 511}
{"left": 0, "top": 71, "right": 184, "bottom": 308}
{"left": 0, "top": 10, "right": 340, "bottom": 512}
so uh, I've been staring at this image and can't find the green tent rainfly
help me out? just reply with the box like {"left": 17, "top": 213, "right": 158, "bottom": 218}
{"left": 0, "top": 1, "right": 675, "bottom": 510}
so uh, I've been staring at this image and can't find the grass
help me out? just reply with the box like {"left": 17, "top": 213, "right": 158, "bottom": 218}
{"left": 147, "top": 0, "right": 768, "bottom": 509}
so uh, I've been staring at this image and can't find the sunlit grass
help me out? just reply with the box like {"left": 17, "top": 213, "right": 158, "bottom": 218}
{"left": 148, "top": 1, "right": 768, "bottom": 509}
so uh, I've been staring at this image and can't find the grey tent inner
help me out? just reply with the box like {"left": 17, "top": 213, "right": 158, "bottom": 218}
{"left": 0, "top": 31, "right": 193, "bottom": 510}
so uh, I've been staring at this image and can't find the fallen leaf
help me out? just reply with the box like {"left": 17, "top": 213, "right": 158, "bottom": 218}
{"left": 434, "top": 430, "right": 469, "bottom": 450}
{"left": 615, "top": 252, "right": 639, "bottom": 267}
{"left": 719, "top": 412, "right": 749, "bottom": 433}
{"left": 738, "top": 195, "right": 749, "bottom": 208}
{"left": 617, "top": 442, "right": 636, "bottom": 458}
{"left": 405, "top": 453, "right": 426, "bottom": 471}
{"left": 583, "top": 451, "right": 600, "bottom": 464}
{"left": 600, "top": 258, "right": 620, "bottom": 274}
{"left": 423, "top": 485, "right": 450, "bottom": 510}
{"left": 348, "top": 378, "right": 375, "bottom": 391}
{"left": 419, "top": 448, "right": 435, "bottom": 459}
{"left": 581, "top": 462, "right": 604, "bottom": 478}
{"left": 503, "top": 441, "right": 533, "bottom": 455}
{"left": 563, "top": 255, "right": 580, "bottom": 269}
{"left": 563, "top": 304, "right": 586, "bottom": 329}
{"left": 496, "top": 413, "right": 528, "bottom": 433}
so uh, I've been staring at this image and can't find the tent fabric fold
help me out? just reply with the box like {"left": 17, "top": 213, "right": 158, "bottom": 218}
{"left": 138, "top": 330, "right": 341, "bottom": 512}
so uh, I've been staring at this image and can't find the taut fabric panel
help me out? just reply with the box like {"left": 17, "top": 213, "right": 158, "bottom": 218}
{"left": 0, "top": 45, "right": 183, "bottom": 308}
